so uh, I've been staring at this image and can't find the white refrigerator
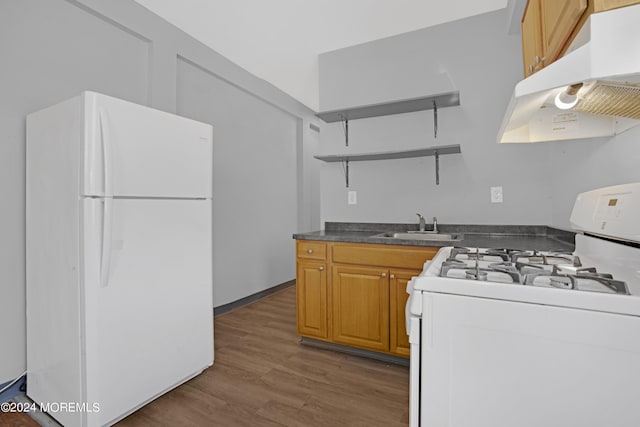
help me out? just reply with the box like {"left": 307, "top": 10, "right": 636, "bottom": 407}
{"left": 26, "top": 91, "right": 214, "bottom": 426}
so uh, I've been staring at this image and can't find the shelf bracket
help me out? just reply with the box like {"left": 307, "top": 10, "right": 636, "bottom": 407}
{"left": 434, "top": 151, "right": 440, "bottom": 185}
{"left": 341, "top": 160, "right": 350, "bottom": 188}
{"left": 340, "top": 115, "right": 349, "bottom": 147}
{"left": 433, "top": 100, "right": 438, "bottom": 139}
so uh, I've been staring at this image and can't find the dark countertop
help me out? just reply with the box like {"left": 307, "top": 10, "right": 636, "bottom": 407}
{"left": 293, "top": 222, "right": 576, "bottom": 252}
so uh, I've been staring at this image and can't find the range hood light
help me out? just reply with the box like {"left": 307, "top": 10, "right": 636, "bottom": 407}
{"left": 554, "top": 83, "right": 583, "bottom": 110}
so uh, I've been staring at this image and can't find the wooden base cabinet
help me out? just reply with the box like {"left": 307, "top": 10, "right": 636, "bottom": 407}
{"left": 295, "top": 240, "right": 437, "bottom": 358}
{"left": 296, "top": 241, "right": 328, "bottom": 339}
{"left": 389, "top": 270, "right": 416, "bottom": 356}
{"left": 331, "top": 265, "right": 390, "bottom": 352}
{"left": 296, "top": 260, "right": 328, "bottom": 339}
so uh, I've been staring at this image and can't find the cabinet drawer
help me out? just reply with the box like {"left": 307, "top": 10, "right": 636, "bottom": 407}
{"left": 331, "top": 243, "right": 438, "bottom": 270}
{"left": 297, "top": 241, "right": 327, "bottom": 260}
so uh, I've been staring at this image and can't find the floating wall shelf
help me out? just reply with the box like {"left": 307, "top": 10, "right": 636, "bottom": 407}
{"left": 314, "top": 145, "right": 461, "bottom": 162}
{"left": 315, "top": 93, "right": 460, "bottom": 123}
{"left": 315, "top": 144, "right": 462, "bottom": 187}
{"left": 315, "top": 86, "right": 462, "bottom": 186}
{"left": 316, "top": 91, "right": 461, "bottom": 145}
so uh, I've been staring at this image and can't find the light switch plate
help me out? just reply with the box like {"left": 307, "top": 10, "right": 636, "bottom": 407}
{"left": 491, "top": 186, "right": 503, "bottom": 203}
{"left": 348, "top": 191, "right": 357, "bottom": 205}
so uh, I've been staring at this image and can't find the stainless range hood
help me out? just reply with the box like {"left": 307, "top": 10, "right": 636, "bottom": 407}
{"left": 498, "top": 4, "right": 640, "bottom": 143}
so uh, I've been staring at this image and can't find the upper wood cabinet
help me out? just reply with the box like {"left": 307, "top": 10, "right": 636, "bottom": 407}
{"left": 522, "top": 0, "right": 587, "bottom": 77}
{"left": 591, "top": 0, "right": 640, "bottom": 11}
{"left": 522, "top": 0, "right": 543, "bottom": 77}
{"left": 521, "top": 0, "right": 640, "bottom": 77}
{"left": 540, "top": 0, "right": 587, "bottom": 66}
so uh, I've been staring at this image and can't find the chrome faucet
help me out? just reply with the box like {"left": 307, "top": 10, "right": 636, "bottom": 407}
{"left": 417, "top": 213, "right": 439, "bottom": 233}
{"left": 416, "top": 213, "right": 426, "bottom": 232}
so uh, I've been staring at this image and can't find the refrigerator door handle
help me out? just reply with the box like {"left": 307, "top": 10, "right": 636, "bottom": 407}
{"left": 100, "top": 198, "right": 113, "bottom": 287}
{"left": 98, "top": 108, "right": 112, "bottom": 197}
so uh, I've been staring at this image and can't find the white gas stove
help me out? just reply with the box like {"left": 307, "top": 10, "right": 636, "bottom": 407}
{"left": 406, "top": 183, "right": 640, "bottom": 427}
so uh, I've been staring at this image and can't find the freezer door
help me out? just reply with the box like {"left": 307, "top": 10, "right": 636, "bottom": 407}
{"left": 82, "top": 198, "right": 214, "bottom": 426}
{"left": 83, "top": 91, "right": 212, "bottom": 198}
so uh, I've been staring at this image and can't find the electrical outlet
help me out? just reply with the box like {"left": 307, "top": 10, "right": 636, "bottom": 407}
{"left": 491, "top": 186, "right": 503, "bottom": 203}
{"left": 348, "top": 191, "right": 357, "bottom": 205}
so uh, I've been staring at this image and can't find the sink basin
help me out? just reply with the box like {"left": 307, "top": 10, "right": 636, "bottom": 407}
{"left": 374, "top": 231, "right": 462, "bottom": 242}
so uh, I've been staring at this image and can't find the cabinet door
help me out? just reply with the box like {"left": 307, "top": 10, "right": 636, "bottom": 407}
{"left": 592, "top": 0, "right": 640, "bottom": 11}
{"left": 522, "top": 0, "right": 543, "bottom": 77}
{"left": 389, "top": 269, "right": 419, "bottom": 357}
{"left": 296, "top": 260, "right": 328, "bottom": 339}
{"left": 540, "top": 0, "right": 587, "bottom": 65}
{"left": 332, "top": 265, "right": 389, "bottom": 352}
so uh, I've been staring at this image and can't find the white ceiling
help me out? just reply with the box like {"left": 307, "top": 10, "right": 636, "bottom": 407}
{"left": 134, "top": 0, "right": 509, "bottom": 111}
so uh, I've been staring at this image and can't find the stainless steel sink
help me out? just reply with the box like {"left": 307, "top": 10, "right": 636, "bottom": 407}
{"left": 373, "top": 231, "right": 462, "bottom": 242}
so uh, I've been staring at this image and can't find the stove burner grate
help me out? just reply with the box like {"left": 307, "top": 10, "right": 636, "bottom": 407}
{"left": 439, "top": 246, "right": 629, "bottom": 294}
{"left": 522, "top": 271, "right": 629, "bottom": 294}
{"left": 512, "top": 251, "right": 581, "bottom": 266}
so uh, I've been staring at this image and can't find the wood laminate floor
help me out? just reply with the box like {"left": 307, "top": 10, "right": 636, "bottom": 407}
{"left": 117, "top": 285, "right": 410, "bottom": 426}
{"left": 0, "top": 409, "right": 41, "bottom": 427}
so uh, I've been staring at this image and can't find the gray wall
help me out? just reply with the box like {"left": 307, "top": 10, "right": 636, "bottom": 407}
{"left": 318, "top": 8, "right": 640, "bottom": 230}
{"left": 176, "top": 58, "right": 299, "bottom": 303}
{"left": 0, "top": 0, "right": 320, "bottom": 384}
{"left": 547, "top": 133, "right": 640, "bottom": 229}
{"left": 318, "top": 10, "right": 554, "bottom": 226}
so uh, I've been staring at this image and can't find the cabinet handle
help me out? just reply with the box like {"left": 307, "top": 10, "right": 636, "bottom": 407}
{"left": 381, "top": 272, "right": 387, "bottom": 278}
{"left": 318, "top": 266, "right": 324, "bottom": 271}
{"left": 528, "top": 65, "right": 534, "bottom": 74}
{"left": 390, "top": 274, "right": 395, "bottom": 279}
{"left": 307, "top": 249, "right": 313, "bottom": 254}
{"left": 533, "top": 56, "right": 546, "bottom": 70}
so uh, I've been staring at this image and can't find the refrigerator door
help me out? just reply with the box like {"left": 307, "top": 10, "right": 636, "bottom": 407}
{"left": 83, "top": 91, "right": 212, "bottom": 198}
{"left": 82, "top": 198, "right": 214, "bottom": 426}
